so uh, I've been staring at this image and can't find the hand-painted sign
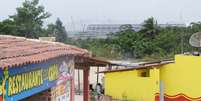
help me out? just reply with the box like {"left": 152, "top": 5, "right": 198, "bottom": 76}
{"left": 51, "top": 60, "right": 74, "bottom": 101}
{"left": 0, "top": 70, "right": 4, "bottom": 101}
{"left": 1, "top": 56, "right": 74, "bottom": 101}
{"left": 8, "top": 69, "right": 44, "bottom": 96}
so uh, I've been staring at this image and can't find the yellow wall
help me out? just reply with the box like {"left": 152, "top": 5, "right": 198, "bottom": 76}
{"left": 160, "top": 55, "right": 201, "bottom": 98}
{"left": 104, "top": 68, "right": 160, "bottom": 101}
{"left": 105, "top": 55, "right": 201, "bottom": 100}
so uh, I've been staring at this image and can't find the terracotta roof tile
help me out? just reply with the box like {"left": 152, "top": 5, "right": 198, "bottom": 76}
{"left": 0, "top": 35, "right": 89, "bottom": 69}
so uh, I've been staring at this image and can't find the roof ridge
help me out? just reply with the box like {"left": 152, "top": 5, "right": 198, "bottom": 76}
{"left": 0, "top": 35, "right": 88, "bottom": 52}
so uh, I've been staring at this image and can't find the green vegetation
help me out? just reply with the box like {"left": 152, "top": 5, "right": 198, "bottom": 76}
{"left": 45, "top": 18, "right": 68, "bottom": 43}
{"left": 0, "top": 0, "right": 201, "bottom": 60}
{"left": 68, "top": 38, "right": 122, "bottom": 60}
{"left": 0, "top": 0, "right": 67, "bottom": 42}
{"left": 0, "top": 0, "right": 51, "bottom": 38}
{"left": 69, "top": 18, "right": 201, "bottom": 60}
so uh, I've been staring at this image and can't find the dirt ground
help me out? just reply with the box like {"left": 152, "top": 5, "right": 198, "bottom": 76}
{"left": 75, "top": 94, "right": 83, "bottom": 101}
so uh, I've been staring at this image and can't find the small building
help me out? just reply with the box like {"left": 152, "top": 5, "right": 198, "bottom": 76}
{"left": 0, "top": 35, "right": 110, "bottom": 101}
{"left": 100, "top": 55, "right": 201, "bottom": 101}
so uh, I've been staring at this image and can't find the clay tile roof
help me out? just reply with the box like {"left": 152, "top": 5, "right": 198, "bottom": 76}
{"left": 0, "top": 35, "right": 89, "bottom": 69}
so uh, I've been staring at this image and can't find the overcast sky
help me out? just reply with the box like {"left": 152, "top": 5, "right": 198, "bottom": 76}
{"left": 0, "top": 0, "right": 201, "bottom": 31}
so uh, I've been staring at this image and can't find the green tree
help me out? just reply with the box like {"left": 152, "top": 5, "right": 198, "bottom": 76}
{"left": 45, "top": 18, "right": 68, "bottom": 43}
{"left": 0, "top": 19, "right": 17, "bottom": 34}
{"left": 10, "top": 0, "right": 51, "bottom": 38}
{"left": 45, "top": 24, "right": 56, "bottom": 36}
{"left": 154, "top": 27, "right": 181, "bottom": 57}
{"left": 54, "top": 18, "right": 68, "bottom": 42}
{"left": 112, "top": 24, "right": 147, "bottom": 58}
{"left": 140, "top": 17, "right": 159, "bottom": 38}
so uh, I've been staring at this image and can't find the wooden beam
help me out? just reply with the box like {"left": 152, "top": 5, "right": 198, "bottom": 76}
{"left": 96, "top": 66, "right": 99, "bottom": 84}
{"left": 83, "top": 66, "right": 89, "bottom": 101}
{"left": 78, "top": 69, "right": 81, "bottom": 95}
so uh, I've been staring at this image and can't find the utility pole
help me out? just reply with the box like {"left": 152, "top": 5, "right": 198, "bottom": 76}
{"left": 181, "top": 32, "right": 184, "bottom": 54}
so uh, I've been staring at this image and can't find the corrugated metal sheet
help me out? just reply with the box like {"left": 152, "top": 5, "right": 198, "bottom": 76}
{"left": 99, "top": 60, "right": 174, "bottom": 73}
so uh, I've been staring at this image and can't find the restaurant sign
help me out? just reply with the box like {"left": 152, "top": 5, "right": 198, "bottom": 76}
{"left": 0, "top": 56, "right": 74, "bottom": 101}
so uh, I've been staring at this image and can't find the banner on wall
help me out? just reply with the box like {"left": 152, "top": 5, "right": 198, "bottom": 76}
{"left": 0, "top": 70, "right": 4, "bottom": 101}
{"left": 0, "top": 57, "right": 74, "bottom": 101}
{"left": 51, "top": 60, "right": 74, "bottom": 101}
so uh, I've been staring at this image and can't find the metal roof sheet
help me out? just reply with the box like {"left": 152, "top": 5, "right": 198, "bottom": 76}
{"left": 99, "top": 60, "right": 174, "bottom": 73}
